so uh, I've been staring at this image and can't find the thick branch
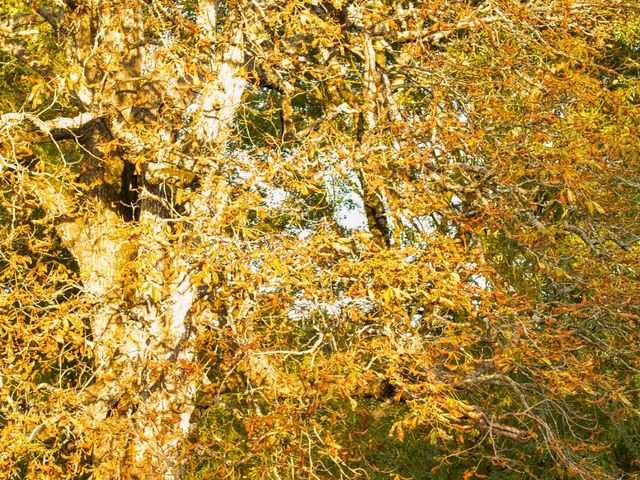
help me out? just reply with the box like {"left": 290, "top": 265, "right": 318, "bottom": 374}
{"left": 1, "top": 111, "right": 98, "bottom": 142}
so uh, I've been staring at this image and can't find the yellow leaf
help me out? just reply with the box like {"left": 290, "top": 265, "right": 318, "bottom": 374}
{"left": 382, "top": 288, "right": 394, "bottom": 304}
{"left": 587, "top": 200, "right": 604, "bottom": 215}
{"left": 150, "top": 285, "right": 162, "bottom": 302}
{"left": 592, "top": 200, "right": 605, "bottom": 214}
{"left": 565, "top": 189, "right": 576, "bottom": 204}
{"left": 27, "top": 83, "right": 46, "bottom": 108}
{"left": 331, "top": 242, "right": 351, "bottom": 254}
{"left": 393, "top": 287, "right": 411, "bottom": 300}
{"left": 438, "top": 297, "right": 456, "bottom": 308}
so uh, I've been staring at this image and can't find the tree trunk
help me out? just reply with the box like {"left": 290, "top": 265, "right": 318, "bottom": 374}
{"left": 33, "top": 1, "right": 250, "bottom": 477}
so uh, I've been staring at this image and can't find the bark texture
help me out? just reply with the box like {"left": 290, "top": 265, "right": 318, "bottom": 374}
{"left": 33, "top": 1, "right": 251, "bottom": 477}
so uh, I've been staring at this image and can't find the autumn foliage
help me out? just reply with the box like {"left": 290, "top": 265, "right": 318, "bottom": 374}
{"left": 1, "top": 0, "right": 639, "bottom": 479}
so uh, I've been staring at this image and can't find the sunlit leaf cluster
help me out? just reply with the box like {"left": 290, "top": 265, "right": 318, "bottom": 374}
{"left": 1, "top": 0, "right": 639, "bottom": 479}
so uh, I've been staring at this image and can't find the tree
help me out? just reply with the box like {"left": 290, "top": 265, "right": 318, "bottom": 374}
{"left": 1, "top": 0, "right": 639, "bottom": 479}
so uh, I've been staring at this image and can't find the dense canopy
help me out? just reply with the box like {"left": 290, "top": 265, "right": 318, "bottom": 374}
{"left": 1, "top": 0, "right": 639, "bottom": 479}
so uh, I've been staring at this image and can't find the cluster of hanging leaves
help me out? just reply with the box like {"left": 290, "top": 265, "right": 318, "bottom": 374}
{"left": 1, "top": 0, "right": 639, "bottom": 478}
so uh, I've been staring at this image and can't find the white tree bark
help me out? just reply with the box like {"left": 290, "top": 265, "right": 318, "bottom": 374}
{"left": 30, "top": 1, "right": 253, "bottom": 478}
